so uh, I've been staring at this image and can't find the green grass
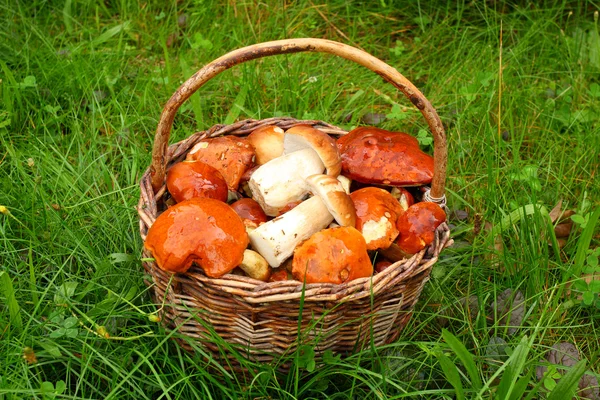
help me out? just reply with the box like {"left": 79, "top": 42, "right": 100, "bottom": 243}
{"left": 1, "top": 0, "right": 599, "bottom": 398}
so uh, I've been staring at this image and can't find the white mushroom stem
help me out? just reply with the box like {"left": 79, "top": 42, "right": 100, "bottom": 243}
{"left": 248, "top": 148, "right": 324, "bottom": 216}
{"left": 248, "top": 174, "right": 356, "bottom": 268}
{"left": 248, "top": 196, "right": 333, "bottom": 267}
{"left": 238, "top": 249, "right": 270, "bottom": 281}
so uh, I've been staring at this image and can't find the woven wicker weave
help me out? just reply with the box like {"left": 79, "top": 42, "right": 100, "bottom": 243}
{"left": 137, "top": 39, "right": 452, "bottom": 368}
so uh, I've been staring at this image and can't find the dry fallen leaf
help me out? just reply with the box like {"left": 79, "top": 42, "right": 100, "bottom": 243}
{"left": 549, "top": 200, "right": 576, "bottom": 238}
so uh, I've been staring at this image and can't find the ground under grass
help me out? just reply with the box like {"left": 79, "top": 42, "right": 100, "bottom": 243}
{"left": 1, "top": 1, "right": 599, "bottom": 399}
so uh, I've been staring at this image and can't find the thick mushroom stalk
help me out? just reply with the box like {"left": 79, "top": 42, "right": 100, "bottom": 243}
{"left": 248, "top": 148, "right": 324, "bottom": 216}
{"left": 248, "top": 174, "right": 355, "bottom": 267}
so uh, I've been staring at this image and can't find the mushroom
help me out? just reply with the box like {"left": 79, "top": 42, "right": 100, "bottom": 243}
{"left": 276, "top": 201, "right": 303, "bottom": 216}
{"left": 238, "top": 249, "right": 270, "bottom": 281}
{"left": 375, "top": 260, "right": 393, "bottom": 273}
{"left": 350, "top": 187, "right": 405, "bottom": 251}
{"left": 337, "top": 126, "right": 434, "bottom": 186}
{"left": 248, "top": 174, "right": 356, "bottom": 267}
{"left": 247, "top": 125, "right": 284, "bottom": 165}
{"left": 230, "top": 198, "right": 268, "bottom": 225}
{"left": 291, "top": 226, "right": 372, "bottom": 284}
{"left": 144, "top": 198, "right": 249, "bottom": 277}
{"left": 248, "top": 148, "right": 324, "bottom": 216}
{"left": 239, "top": 165, "right": 259, "bottom": 198}
{"left": 284, "top": 124, "right": 341, "bottom": 176}
{"left": 269, "top": 268, "right": 291, "bottom": 282}
{"left": 393, "top": 201, "right": 446, "bottom": 256}
{"left": 166, "top": 160, "right": 228, "bottom": 203}
{"left": 337, "top": 126, "right": 419, "bottom": 151}
{"left": 391, "top": 187, "right": 415, "bottom": 211}
{"left": 307, "top": 174, "right": 356, "bottom": 227}
{"left": 230, "top": 198, "right": 268, "bottom": 234}
{"left": 185, "top": 136, "right": 255, "bottom": 191}
{"left": 337, "top": 175, "right": 352, "bottom": 194}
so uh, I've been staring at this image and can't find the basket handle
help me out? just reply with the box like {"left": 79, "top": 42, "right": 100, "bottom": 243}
{"left": 150, "top": 38, "right": 447, "bottom": 200}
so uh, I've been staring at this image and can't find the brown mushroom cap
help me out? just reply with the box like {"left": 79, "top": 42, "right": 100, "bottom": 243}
{"left": 185, "top": 136, "right": 255, "bottom": 191}
{"left": 350, "top": 187, "right": 405, "bottom": 250}
{"left": 166, "top": 161, "right": 228, "bottom": 203}
{"left": 292, "top": 226, "right": 372, "bottom": 284}
{"left": 284, "top": 124, "right": 341, "bottom": 176}
{"left": 247, "top": 125, "right": 285, "bottom": 165}
{"left": 395, "top": 202, "right": 446, "bottom": 254}
{"left": 230, "top": 198, "right": 268, "bottom": 225}
{"left": 144, "top": 198, "right": 249, "bottom": 277}
{"left": 337, "top": 126, "right": 434, "bottom": 186}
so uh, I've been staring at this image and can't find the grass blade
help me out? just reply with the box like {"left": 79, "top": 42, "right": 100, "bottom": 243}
{"left": 572, "top": 208, "right": 600, "bottom": 275}
{"left": 223, "top": 83, "right": 248, "bottom": 125}
{"left": 0, "top": 271, "right": 22, "bottom": 332}
{"left": 547, "top": 359, "right": 587, "bottom": 400}
{"left": 179, "top": 56, "right": 205, "bottom": 131}
{"left": 93, "top": 21, "right": 130, "bottom": 46}
{"left": 435, "top": 350, "right": 464, "bottom": 400}
{"left": 509, "top": 371, "right": 533, "bottom": 400}
{"left": 496, "top": 336, "right": 531, "bottom": 399}
{"left": 441, "top": 329, "right": 482, "bottom": 390}
{"left": 63, "top": 0, "right": 73, "bottom": 34}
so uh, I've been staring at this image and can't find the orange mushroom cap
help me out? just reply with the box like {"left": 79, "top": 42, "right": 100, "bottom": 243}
{"left": 230, "top": 198, "right": 268, "bottom": 225}
{"left": 351, "top": 187, "right": 405, "bottom": 250}
{"left": 292, "top": 226, "right": 372, "bottom": 284}
{"left": 337, "top": 127, "right": 434, "bottom": 186}
{"left": 185, "top": 136, "right": 255, "bottom": 191}
{"left": 395, "top": 202, "right": 446, "bottom": 254}
{"left": 144, "top": 198, "right": 249, "bottom": 276}
{"left": 166, "top": 161, "right": 228, "bottom": 203}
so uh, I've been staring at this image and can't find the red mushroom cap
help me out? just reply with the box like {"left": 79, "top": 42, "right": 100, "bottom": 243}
{"left": 292, "top": 226, "right": 372, "bottom": 284}
{"left": 144, "top": 198, "right": 249, "bottom": 276}
{"left": 185, "top": 136, "right": 255, "bottom": 191}
{"left": 166, "top": 161, "right": 228, "bottom": 203}
{"left": 395, "top": 202, "right": 446, "bottom": 254}
{"left": 337, "top": 127, "right": 434, "bottom": 186}
{"left": 350, "top": 187, "right": 405, "bottom": 250}
{"left": 230, "top": 198, "right": 268, "bottom": 225}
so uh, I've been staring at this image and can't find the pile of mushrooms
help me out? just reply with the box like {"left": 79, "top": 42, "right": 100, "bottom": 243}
{"left": 144, "top": 124, "right": 446, "bottom": 284}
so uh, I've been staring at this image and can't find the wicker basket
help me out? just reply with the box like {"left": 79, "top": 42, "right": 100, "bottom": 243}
{"left": 137, "top": 38, "right": 452, "bottom": 369}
